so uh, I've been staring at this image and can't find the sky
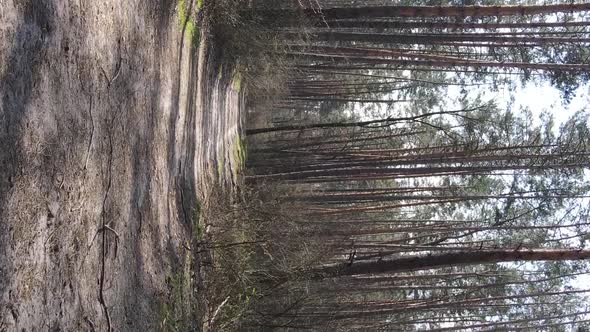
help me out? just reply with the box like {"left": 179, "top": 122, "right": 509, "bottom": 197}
{"left": 473, "top": 81, "right": 590, "bottom": 290}
{"left": 498, "top": 80, "right": 590, "bottom": 129}
{"left": 443, "top": 77, "right": 590, "bottom": 131}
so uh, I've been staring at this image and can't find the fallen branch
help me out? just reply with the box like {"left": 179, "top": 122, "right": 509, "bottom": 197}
{"left": 208, "top": 296, "right": 230, "bottom": 329}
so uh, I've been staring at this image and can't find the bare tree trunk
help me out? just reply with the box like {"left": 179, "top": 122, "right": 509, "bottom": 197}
{"left": 246, "top": 109, "right": 471, "bottom": 135}
{"left": 324, "top": 19, "right": 590, "bottom": 30}
{"left": 306, "top": 3, "right": 590, "bottom": 20}
{"left": 311, "top": 248, "right": 590, "bottom": 279}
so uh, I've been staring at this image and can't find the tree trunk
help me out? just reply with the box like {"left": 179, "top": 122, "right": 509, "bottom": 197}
{"left": 311, "top": 248, "right": 590, "bottom": 279}
{"left": 305, "top": 3, "right": 590, "bottom": 20}
{"left": 246, "top": 109, "right": 471, "bottom": 135}
{"left": 294, "top": 51, "right": 590, "bottom": 72}
{"left": 306, "top": 31, "right": 590, "bottom": 44}
{"left": 324, "top": 19, "right": 590, "bottom": 30}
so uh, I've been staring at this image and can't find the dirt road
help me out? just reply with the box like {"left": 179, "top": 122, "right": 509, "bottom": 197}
{"left": 0, "top": 0, "right": 242, "bottom": 330}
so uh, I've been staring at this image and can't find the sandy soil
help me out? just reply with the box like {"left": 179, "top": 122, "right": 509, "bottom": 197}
{"left": 0, "top": 0, "right": 242, "bottom": 330}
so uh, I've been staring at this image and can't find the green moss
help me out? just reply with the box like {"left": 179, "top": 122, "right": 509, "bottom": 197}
{"left": 177, "top": 0, "right": 189, "bottom": 26}
{"left": 233, "top": 134, "right": 246, "bottom": 168}
{"left": 232, "top": 71, "right": 242, "bottom": 91}
{"left": 238, "top": 136, "right": 246, "bottom": 166}
{"left": 177, "top": 0, "right": 201, "bottom": 48}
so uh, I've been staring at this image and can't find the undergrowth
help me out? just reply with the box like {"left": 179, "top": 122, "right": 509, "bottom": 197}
{"left": 199, "top": 184, "right": 328, "bottom": 331}
{"left": 160, "top": 198, "right": 202, "bottom": 331}
{"left": 208, "top": 0, "right": 309, "bottom": 104}
{"left": 200, "top": 2, "right": 318, "bottom": 329}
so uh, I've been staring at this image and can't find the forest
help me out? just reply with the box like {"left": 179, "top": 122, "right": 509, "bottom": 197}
{"left": 226, "top": 0, "right": 590, "bottom": 331}
{"left": 1, "top": 0, "right": 590, "bottom": 331}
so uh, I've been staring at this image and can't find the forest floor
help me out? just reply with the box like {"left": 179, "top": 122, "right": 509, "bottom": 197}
{"left": 0, "top": 0, "right": 244, "bottom": 330}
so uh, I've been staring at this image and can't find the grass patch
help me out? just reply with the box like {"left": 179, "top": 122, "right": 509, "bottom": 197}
{"left": 202, "top": 193, "right": 258, "bottom": 331}
{"left": 160, "top": 198, "right": 203, "bottom": 331}
{"left": 159, "top": 271, "right": 182, "bottom": 331}
{"left": 159, "top": 258, "right": 197, "bottom": 332}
